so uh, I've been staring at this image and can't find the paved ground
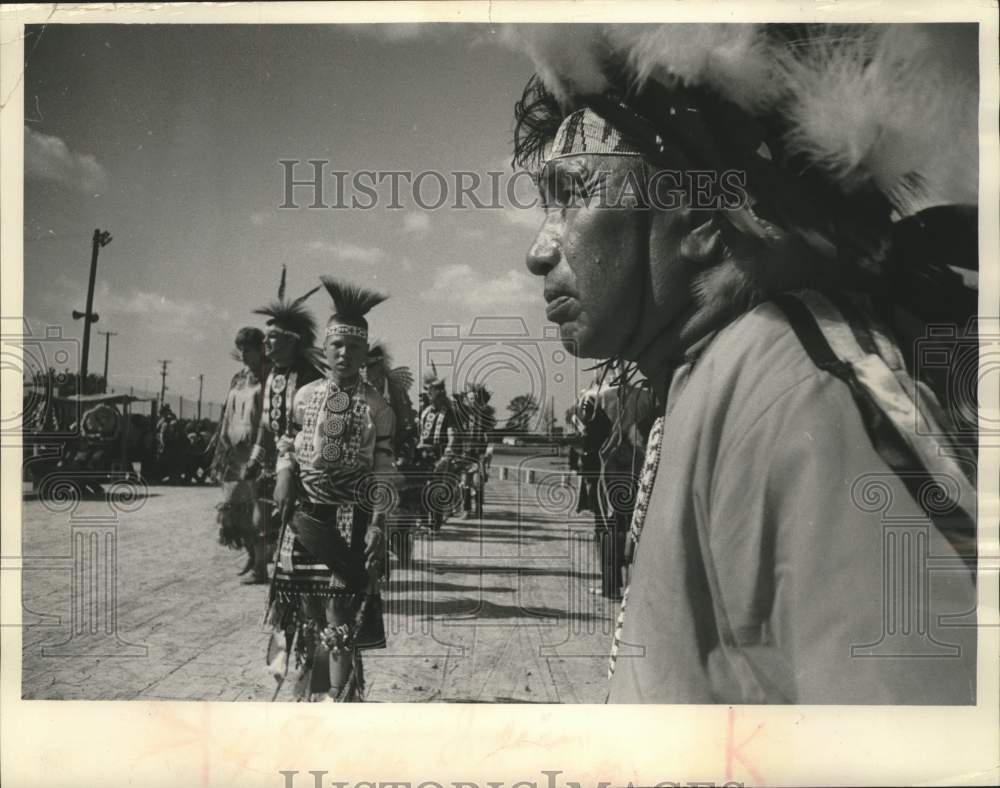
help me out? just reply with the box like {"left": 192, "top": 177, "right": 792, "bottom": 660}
{"left": 18, "top": 472, "right": 619, "bottom": 702}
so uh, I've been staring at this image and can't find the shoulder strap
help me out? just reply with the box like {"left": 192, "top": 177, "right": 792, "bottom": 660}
{"left": 772, "top": 292, "right": 976, "bottom": 568}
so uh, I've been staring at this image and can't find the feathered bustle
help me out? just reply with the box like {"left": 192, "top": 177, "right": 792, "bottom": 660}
{"left": 366, "top": 341, "right": 391, "bottom": 368}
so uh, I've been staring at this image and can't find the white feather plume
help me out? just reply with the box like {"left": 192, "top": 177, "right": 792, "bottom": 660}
{"left": 777, "top": 24, "right": 978, "bottom": 210}
{"left": 609, "top": 24, "right": 780, "bottom": 113}
{"left": 500, "top": 24, "right": 610, "bottom": 103}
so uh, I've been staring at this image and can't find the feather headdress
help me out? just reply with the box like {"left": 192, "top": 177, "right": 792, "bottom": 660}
{"left": 464, "top": 382, "right": 492, "bottom": 405}
{"left": 506, "top": 23, "right": 978, "bottom": 215}
{"left": 319, "top": 276, "right": 387, "bottom": 337}
{"left": 365, "top": 341, "right": 418, "bottom": 447}
{"left": 252, "top": 265, "right": 321, "bottom": 349}
{"left": 422, "top": 360, "right": 445, "bottom": 390}
{"left": 366, "top": 341, "right": 415, "bottom": 393}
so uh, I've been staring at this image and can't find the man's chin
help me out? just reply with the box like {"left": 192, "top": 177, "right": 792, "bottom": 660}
{"left": 557, "top": 322, "right": 595, "bottom": 359}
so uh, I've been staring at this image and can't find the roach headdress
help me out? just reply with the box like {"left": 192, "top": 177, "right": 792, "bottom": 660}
{"left": 320, "top": 276, "right": 388, "bottom": 340}
{"left": 253, "top": 265, "right": 321, "bottom": 349}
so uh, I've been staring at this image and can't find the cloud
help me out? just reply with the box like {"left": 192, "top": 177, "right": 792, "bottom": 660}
{"left": 24, "top": 126, "right": 108, "bottom": 194}
{"left": 503, "top": 204, "right": 544, "bottom": 229}
{"left": 497, "top": 159, "right": 543, "bottom": 229}
{"left": 306, "top": 240, "right": 385, "bottom": 264}
{"left": 420, "top": 264, "right": 539, "bottom": 309}
{"left": 98, "top": 282, "right": 229, "bottom": 324}
{"left": 403, "top": 211, "right": 431, "bottom": 233}
{"left": 41, "top": 277, "right": 227, "bottom": 340}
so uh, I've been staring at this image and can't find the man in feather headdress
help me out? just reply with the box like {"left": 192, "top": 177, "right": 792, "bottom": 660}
{"left": 364, "top": 342, "right": 417, "bottom": 459}
{"left": 507, "top": 24, "right": 978, "bottom": 704}
{"left": 241, "top": 266, "right": 323, "bottom": 584}
{"left": 266, "top": 276, "right": 395, "bottom": 702}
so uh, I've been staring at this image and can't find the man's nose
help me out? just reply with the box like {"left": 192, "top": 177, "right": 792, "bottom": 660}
{"left": 526, "top": 216, "right": 561, "bottom": 276}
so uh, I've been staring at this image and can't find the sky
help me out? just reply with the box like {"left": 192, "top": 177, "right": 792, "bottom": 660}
{"left": 22, "top": 23, "right": 587, "bottom": 424}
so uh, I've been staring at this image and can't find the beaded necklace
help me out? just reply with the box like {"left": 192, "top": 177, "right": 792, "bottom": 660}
{"left": 298, "top": 378, "right": 367, "bottom": 467}
{"left": 607, "top": 414, "right": 664, "bottom": 681}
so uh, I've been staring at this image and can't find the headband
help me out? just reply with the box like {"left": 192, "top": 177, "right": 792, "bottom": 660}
{"left": 543, "top": 107, "right": 643, "bottom": 166}
{"left": 266, "top": 325, "right": 301, "bottom": 339}
{"left": 326, "top": 323, "right": 368, "bottom": 340}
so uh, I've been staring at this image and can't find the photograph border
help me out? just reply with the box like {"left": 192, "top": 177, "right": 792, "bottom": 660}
{"left": 2, "top": 2, "right": 998, "bottom": 786}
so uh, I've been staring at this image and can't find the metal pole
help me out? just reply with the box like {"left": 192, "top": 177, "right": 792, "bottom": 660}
{"left": 77, "top": 229, "right": 111, "bottom": 388}
{"left": 79, "top": 231, "right": 100, "bottom": 385}
{"left": 158, "top": 360, "right": 170, "bottom": 403}
{"left": 197, "top": 374, "right": 203, "bottom": 421}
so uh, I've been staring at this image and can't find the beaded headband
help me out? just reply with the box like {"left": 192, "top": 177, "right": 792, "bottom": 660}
{"left": 265, "top": 325, "right": 301, "bottom": 340}
{"left": 543, "top": 107, "right": 643, "bottom": 166}
{"left": 326, "top": 323, "right": 368, "bottom": 340}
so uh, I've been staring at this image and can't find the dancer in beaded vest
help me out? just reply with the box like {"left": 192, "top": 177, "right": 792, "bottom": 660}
{"left": 265, "top": 276, "right": 396, "bottom": 702}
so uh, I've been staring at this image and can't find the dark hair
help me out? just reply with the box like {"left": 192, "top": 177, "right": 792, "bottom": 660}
{"left": 234, "top": 326, "right": 265, "bottom": 350}
{"left": 512, "top": 74, "right": 571, "bottom": 172}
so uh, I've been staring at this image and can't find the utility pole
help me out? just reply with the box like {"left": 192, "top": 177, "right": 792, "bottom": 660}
{"left": 72, "top": 229, "right": 113, "bottom": 390}
{"left": 157, "top": 359, "right": 171, "bottom": 404}
{"left": 98, "top": 330, "right": 117, "bottom": 393}
{"left": 197, "top": 374, "right": 204, "bottom": 420}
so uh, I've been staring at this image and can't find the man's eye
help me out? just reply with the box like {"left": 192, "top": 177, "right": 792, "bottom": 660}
{"left": 562, "top": 174, "right": 593, "bottom": 204}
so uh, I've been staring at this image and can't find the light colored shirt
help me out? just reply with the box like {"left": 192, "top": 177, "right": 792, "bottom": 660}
{"left": 608, "top": 301, "right": 977, "bottom": 704}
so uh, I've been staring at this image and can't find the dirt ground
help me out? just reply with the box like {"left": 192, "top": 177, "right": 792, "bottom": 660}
{"left": 18, "top": 471, "right": 621, "bottom": 702}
